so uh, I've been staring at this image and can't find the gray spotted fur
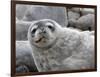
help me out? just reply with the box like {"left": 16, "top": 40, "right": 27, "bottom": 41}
{"left": 28, "top": 19, "right": 95, "bottom": 72}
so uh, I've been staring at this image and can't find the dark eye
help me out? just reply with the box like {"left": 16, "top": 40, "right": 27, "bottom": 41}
{"left": 47, "top": 25, "right": 55, "bottom": 31}
{"left": 48, "top": 25, "right": 53, "bottom": 29}
{"left": 31, "top": 29, "right": 36, "bottom": 34}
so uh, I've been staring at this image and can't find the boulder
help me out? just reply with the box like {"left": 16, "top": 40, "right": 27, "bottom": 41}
{"left": 16, "top": 41, "right": 38, "bottom": 73}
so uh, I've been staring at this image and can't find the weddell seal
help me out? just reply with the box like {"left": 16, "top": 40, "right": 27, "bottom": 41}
{"left": 28, "top": 19, "right": 95, "bottom": 72}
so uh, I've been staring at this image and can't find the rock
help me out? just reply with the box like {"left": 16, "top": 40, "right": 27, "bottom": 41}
{"left": 67, "top": 8, "right": 81, "bottom": 20}
{"left": 80, "top": 8, "right": 95, "bottom": 15}
{"left": 16, "top": 41, "right": 38, "bottom": 73}
{"left": 23, "top": 5, "right": 68, "bottom": 27}
{"left": 16, "top": 4, "right": 29, "bottom": 20}
{"left": 16, "top": 65, "right": 29, "bottom": 73}
{"left": 16, "top": 20, "right": 32, "bottom": 40}
{"left": 68, "top": 14, "right": 94, "bottom": 31}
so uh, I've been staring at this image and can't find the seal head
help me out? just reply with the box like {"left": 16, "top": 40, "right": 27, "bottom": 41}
{"left": 28, "top": 19, "right": 61, "bottom": 48}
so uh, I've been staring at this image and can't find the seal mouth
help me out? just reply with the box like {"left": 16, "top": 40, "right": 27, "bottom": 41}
{"left": 35, "top": 37, "right": 43, "bottom": 43}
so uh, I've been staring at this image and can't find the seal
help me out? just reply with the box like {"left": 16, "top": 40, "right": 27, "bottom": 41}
{"left": 28, "top": 19, "right": 95, "bottom": 72}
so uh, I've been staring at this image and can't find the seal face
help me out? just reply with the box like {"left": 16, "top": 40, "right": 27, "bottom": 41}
{"left": 28, "top": 19, "right": 59, "bottom": 48}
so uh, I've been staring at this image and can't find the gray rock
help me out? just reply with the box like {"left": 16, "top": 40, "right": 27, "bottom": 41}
{"left": 16, "top": 4, "right": 29, "bottom": 20}
{"left": 16, "top": 65, "right": 29, "bottom": 73}
{"left": 16, "top": 20, "right": 32, "bottom": 40}
{"left": 68, "top": 14, "right": 94, "bottom": 31}
{"left": 16, "top": 41, "right": 38, "bottom": 73}
{"left": 23, "top": 5, "right": 68, "bottom": 27}
{"left": 67, "top": 8, "right": 81, "bottom": 20}
{"left": 80, "top": 8, "right": 95, "bottom": 15}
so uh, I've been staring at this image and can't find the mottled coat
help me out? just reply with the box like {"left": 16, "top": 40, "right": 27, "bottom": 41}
{"left": 28, "top": 19, "right": 95, "bottom": 72}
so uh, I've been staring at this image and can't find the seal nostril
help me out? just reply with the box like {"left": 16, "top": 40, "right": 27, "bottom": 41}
{"left": 43, "top": 30, "right": 46, "bottom": 33}
{"left": 41, "top": 28, "right": 46, "bottom": 33}
{"left": 39, "top": 30, "right": 46, "bottom": 34}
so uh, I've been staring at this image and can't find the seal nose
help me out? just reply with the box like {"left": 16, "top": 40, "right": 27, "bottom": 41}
{"left": 39, "top": 28, "right": 46, "bottom": 35}
{"left": 41, "top": 28, "right": 46, "bottom": 33}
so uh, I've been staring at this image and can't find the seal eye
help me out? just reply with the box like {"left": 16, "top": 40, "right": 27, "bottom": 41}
{"left": 31, "top": 28, "right": 36, "bottom": 34}
{"left": 48, "top": 25, "right": 53, "bottom": 29}
{"left": 48, "top": 25, "right": 53, "bottom": 30}
{"left": 47, "top": 25, "right": 55, "bottom": 32}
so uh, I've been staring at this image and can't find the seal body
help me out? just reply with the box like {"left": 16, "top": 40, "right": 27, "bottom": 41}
{"left": 28, "top": 19, "right": 95, "bottom": 72}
